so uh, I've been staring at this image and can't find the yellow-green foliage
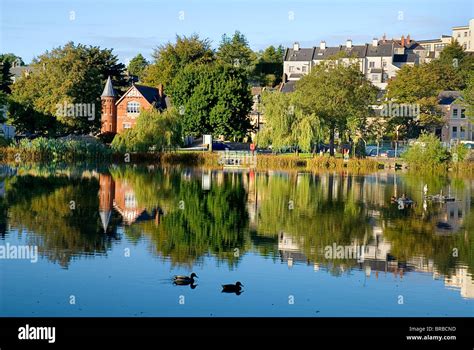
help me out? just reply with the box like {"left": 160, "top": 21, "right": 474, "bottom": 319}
{"left": 255, "top": 154, "right": 379, "bottom": 171}
{"left": 111, "top": 108, "right": 182, "bottom": 152}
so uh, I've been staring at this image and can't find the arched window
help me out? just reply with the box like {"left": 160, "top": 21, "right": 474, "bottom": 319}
{"left": 127, "top": 101, "right": 140, "bottom": 114}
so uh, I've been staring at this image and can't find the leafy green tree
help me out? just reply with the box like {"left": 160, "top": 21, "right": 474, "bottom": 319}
{"left": 0, "top": 53, "right": 24, "bottom": 66}
{"left": 127, "top": 53, "right": 149, "bottom": 80}
{"left": 464, "top": 73, "right": 474, "bottom": 122}
{"left": 434, "top": 40, "right": 473, "bottom": 90}
{"left": 8, "top": 42, "right": 126, "bottom": 136}
{"left": 111, "top": 108, "right": 182, "bottom": 152}
{"left": 0, "top": 58, "right": 12, "bottom": 123}
{"left": 439, "top": 40, "right": 467, "bottom": 65}
{"left": 254, "top": 45, "right": 285, "bottom": 87}
{"left": 0, "top": 60, "right": 12, "bottom": 94}
{"left": 257, "top": 91, "right": 322, "bottom": 152}
{"left": 260, "top": 45, "right": 285, "bottom": 63}
{"left": 216, "top": 31, "right": 257, "bottom": 78}
{"left": 168, "top": 62, "right": 252, "bottom": 140}
{"left": 296, "top": 59, "right": 377, "bottom": 156}
{"left": 386, "top": 64, "right": 446, "bottom": 135}
{"left": 7, "top": 101, "right": 57, "bottom": 135}
{"left": 142, "top": 34, "right": 214, "bottom": 88}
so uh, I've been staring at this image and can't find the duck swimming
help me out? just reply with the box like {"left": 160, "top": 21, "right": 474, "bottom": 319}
{"left": 222, "top": 281, "right": 244, "bottom": 294}
{"left": 173, "top": 273, "right": 198, "bottom": 285}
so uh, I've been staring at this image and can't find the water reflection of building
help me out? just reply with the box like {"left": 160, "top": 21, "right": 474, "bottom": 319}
{"left": 278, "top": 232, "right": 309, "bottom": 267}
{"left": 99, "top": 173, "right": 161, "bottom": 231}
{"left": 248, "top": 170, "right": 474, "bottom": 298}
{"left": 444, "top": 267, "right": 474, "bottom": 299}
{"left": 435, "top": 195, "right": 471, "bottom": 235}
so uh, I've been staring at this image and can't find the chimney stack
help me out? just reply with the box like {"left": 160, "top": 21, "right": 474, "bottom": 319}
{"left": 320, "top": 41, "right": 326, "bottom": 50}
{"left": 401, "top": 35, "right": 405, "bottom": 47}
{"left": 382, "top": 33, "right": 387, "bottom": 43}
{"left": 346, "top": 39, "right": 352, "bottom": 49}
{"left": 372, "top": 38, "right": 378, "bottom": 47}
{"left": 293, "top": 42, "right": 300, "bottom": 51}
{"left": 406, "top": 34, "right": 411, "bottom": 45}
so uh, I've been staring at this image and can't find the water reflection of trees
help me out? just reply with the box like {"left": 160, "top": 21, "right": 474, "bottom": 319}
{"left": 114, "top": 169, "right": 250, "bottom": 267}
{"left": 378, "top": 174, "right": 474, "bottom": 276}
{"left": 252, "top": 173, "right": 369, "bottom": 269}
{"left": 2, "top": 166, "right": 473, "bottom": 276}
{"left": 5, "top": 175, "right": 119, "bottom": 268}
{"left": 251, "top": 172, "right": 474, "bottom": 276}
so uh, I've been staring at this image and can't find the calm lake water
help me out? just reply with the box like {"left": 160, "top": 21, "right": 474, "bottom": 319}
{"left": 0, "top": 164, "right": 473, "bottom": 317}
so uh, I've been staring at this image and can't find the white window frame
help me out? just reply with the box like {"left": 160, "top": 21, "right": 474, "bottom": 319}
{"left": 127, "top": 101, "right": 140, "bottom": 114}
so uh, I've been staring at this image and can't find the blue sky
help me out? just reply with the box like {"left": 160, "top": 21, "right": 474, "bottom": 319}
{"left": 1, "top": 0, "right": 473, "bottom": 64}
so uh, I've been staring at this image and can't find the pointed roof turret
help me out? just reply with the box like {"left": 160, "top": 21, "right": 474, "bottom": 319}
{"left": 99, "top": 210, "right": 112, "bottom": 232}
{"left": 101, "top": 76, "right": 116, "bottom": 97}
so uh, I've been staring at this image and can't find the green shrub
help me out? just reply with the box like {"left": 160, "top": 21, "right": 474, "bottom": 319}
{"left": 450, "top": 143, "right": 469, "bottom": 162}
{"left": 0, "top": 136, "right": 10, "bottom": 147}
{"left": 403, "top": 133, "right": 450, "bottom": 169}
{"left": 98, "top": 132, "right": 117, "bottom": 145}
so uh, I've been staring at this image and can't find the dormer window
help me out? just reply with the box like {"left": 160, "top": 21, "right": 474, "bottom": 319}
{"left": 127, "top": 101, "right": 140, "bottom": 114}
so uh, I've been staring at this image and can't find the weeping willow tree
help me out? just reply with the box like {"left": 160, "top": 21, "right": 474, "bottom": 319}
{"left": 256, "top": 91, "right": 322, "bottom": 153}
{"left": 111, "top": 107, "right": 182, "bottom": 152}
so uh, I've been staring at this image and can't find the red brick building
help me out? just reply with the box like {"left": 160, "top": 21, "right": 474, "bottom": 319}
{"left": 100, "top": 76, "right": 169, "bottom": 134}
{"left": 99, "top": 173, "right": 162, "bottom": 231}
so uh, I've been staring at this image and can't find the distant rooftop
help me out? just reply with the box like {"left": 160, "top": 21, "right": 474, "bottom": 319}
{"left": 438, "top": 91, "right": 462, "bottom": 105}
{"left": 280, "top": 81, "right": 296, "bottom": 93}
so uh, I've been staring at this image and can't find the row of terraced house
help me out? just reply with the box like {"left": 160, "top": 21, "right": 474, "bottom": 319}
{"left": 275, "top": 19, "right": 474, "bottom": 144}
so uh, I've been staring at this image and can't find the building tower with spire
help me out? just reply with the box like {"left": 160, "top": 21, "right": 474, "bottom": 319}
{"left": 101, "top": 76, "right": 117, "bottom": 133}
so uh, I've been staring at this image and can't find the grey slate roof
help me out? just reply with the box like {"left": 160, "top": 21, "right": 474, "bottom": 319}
{"left": 284, "top": 39, "right": 425, "bottom": 64}
{"left": 339, "top": 45, "right": 367, "bottom": 58}
{"left": 417, "top": 38, "right": 441, "bottom": 43}
{"left": 438, "top": 91, "right": 462, "bottom": 105}
{"left": 366, "top": 43, "right": 393, "bottom": 57}
{"left": 101, "top": 76, "right": 116, "bottom": 97}
{"left": 313, "top": 46, "right": 343, "bottom": 60}
{"left": 280, "top": 81, "right": 296, "bottom": 93}
{"left": 284, "top": 48, "right": 315, "bottom": 62}
{"left": 393, "top": 53, "right": 417, "bottom": 63}
{"left": 407, "top": 42, "right": 424, "bottom": 51}
{"left": 9, "top": 65, "right": 33, "bottom": 80}
{"left": 114, "top": 83, "right": 169, "bottom": 110}
{"left": 134, "top": 85, "right": 159, "bottom": 103}
{"left": 134, "top": 84, "right": 168, "bottom": 110}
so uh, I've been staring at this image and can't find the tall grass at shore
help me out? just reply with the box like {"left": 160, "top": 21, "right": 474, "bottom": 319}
{"left": 0, "top": 137, "right": 112, "bottom": 162}
{"left": 257, "top": 154, "right": 380, "bottom": 171}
